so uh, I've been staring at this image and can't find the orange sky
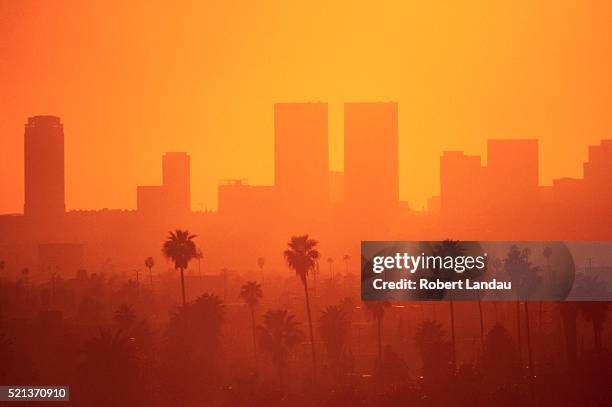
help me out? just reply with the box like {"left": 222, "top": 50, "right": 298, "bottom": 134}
{"left": 1, "top": 1, "right": 612, "bottom": 213}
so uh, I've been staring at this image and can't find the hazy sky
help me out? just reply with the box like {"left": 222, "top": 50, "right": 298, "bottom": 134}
{"left": 1, "top": 1, "right": 612, "bottom": 213}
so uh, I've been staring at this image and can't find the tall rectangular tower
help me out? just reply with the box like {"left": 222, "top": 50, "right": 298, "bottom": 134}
{"left": 162, "top": 152, "right": 191, "bottom": 214}
{"left": 344, "top": 102, "right": 399, "bottom": 216}
{"left": 274, "top": 103, "right": 329, "bottom": 210}
{"left": 24, "top": 115, "right": 65, "bottom": 218}
{"left": 440, "top": 151, "right": 484, "bottom": 220}
{"left": 486, "top": 139, "right": 538, "bottom": 210}
{"left": 583, "top": 139, "right": 612, "bottom": 212}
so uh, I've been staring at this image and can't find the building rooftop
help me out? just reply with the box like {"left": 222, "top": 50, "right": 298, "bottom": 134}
{"left": 27, "top": 115, "right": 61, "bottom": 126}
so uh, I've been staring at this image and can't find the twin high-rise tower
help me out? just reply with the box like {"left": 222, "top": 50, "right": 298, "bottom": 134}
{"left": 344, "top": 103, "right": 399, "bottom": 216}
{"left": 273, "top": 102, "right": 399, "bottom": 216}
{"left": 274, "top": 103, "right": 329, "bottom": 213}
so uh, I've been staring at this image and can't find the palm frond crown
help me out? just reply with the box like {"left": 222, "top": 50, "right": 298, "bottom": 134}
{"left": 283, "top": 234, "right": 319, "bottom": 284}
{"left": 240, "top": 281, "right": 263, "bottom": 307}
{"left": 162, "top": 230, "right": 198, "bottom": 270}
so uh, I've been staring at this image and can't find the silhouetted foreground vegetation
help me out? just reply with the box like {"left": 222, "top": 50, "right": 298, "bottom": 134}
{"left": 0, "top": 236, "right": 610, "bottom": 406}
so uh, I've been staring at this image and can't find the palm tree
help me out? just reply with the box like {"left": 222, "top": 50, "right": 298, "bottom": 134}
{"left": 319, "top": 305, "right": 350, "bottom": 374}
{"left": 257, "top": 257, "right": 265, "bottom": 283}
{"left": 558, "top": 302, "right": 578, "bottom": 367}
{"left": 144, "top": 257, "right": 154, "bottom": 287}
{"left": 481, "top": 323, "right": 520, "bottom": 385}
{"left": 313, "top": 259, "right": 320, "bottom": 296}
{"left": 80, "top": 329, "right": 139, "bottom": 405}
{"left": 543, "top": 246, "right": 553, "bottom": 281}
{"left": 50, "top": 272, "right": 57, "bottom": 306}
{"left": 541, "top": 247, "right": 553, "bottom": 338}
{"left": 163, "top": 294, "right": 225, "bottom": 403}
{"left": 339, "top": 296, "right": 356, "bottom": 323}
{"left": 114, "top": 303, "right": 137, "bottom": 330}
{"left": 283, "top": 234, "right": 319, "bottom": 378}
{"left": 0, "top": 332, "right": 35, "bottom": 384}
{"left": 240, "top": 281, "right": 263, "bottom": 367}
{"left": 257, "top": 309, "right": 304, "bottom": 387}
{"left": 194, "top": 248, "right": 203, "bottom": 291}
{"left": 221, "top": 267, "right": 229, "bottom": 301}
{"left": 477, "top": 292, "right": 485, "bottom": 352}
{"left": 433, "top": 239, "right": 465, "bottom": 369}
{"left": 162, "top": 230, "right": 198, "bottom": 306}
{"left": 414, "top": 320, "right": 453, "bottom": 383}
{"left": 0, "top": 260, "right": 5, "bottom": 297}
{"left": 364, "top": 301, "right": 391, "bottom": 361}
{"left": 342, "top": 254, "right": 350, "bottom": 274}
{"left": 575, "top": 275, "right": 610, "bottom": 349}
{"left": 504, "top": 245, "right": 541, "bottom": 378}
{"left": 491, "top": 257, "right": 502, "bottom": 322}
{"left": 21, "top": 268, "right": 29, "bottom": 299}
{"left": 327, "top": 257, "right": 334, "bottom": 279}
{"left": 167, "top": 293, "right": 225, "bottom": 350}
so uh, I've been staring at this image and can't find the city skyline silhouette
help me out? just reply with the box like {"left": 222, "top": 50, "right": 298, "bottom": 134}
{"left": 3, "top": 108, "right": 611, "bottom": 217}
{"left": 1, "top": 3, "right": 611, "bottom": 406}
{"left": 1, "top": 107, "right": 611, "bottom": 278}
{"left": 3, "top": 2, "right": 612, "bottom": 214}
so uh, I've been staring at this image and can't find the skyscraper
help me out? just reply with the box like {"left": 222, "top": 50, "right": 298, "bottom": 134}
{"left": 583, "top": 139, "right": 612, "bottom": 212}
{"left": 274, "top": 103, "right": 329, "bottom": 211}
{"left": 344, "top": 102, "right": 399, "bottom": 217}
{"left": 162, "top": 152, "right": 191, "bottom": 214}
{"left": 584, "top": 140, "right": 612, "bottom": 187}
{"left": 440, "top": 151, "right": 484, "bottom": 220}
{"left": 24, "top": 115, "right": 65, "bottom": 218}
{"left": 486, "top": 139, "right": 538, "bottom": 212}
{"left": 329, "top": 171, "right": 345, "bottom": 204}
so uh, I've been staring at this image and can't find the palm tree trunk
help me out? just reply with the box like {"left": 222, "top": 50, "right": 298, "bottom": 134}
{"left": 560, "top": 302, "right": 578, "bottom": 367}
{"left": 198, "top": 259, "right": 202, "bottom": 291}
{"left": 149, "top": 267, "right": 153, "bottom": 287}
{"left": 538, "top": 301, "right": 543, "bottom": 337}
{"left": 477, "top": 299, "right": 485, "bottom": 352}
{"left": 516, "top": 300, "right": 523, "bottom": 362}
{"left": 525, "top": 302, "right": 534, "bottom": 379}
{"left": 377, "top": 317, "right": 383, "bottom": 361}
{"left": 179, "top": 267, "right": 186, "bottom": 306}
{"left": 278, "top": 363, "right": 285, "bottom": 389}
{"left": 136, "top": 269, "right": 140, "bottom": 299}
{"left": 449, "top": 297, "right": 456, "bottom": 370}
{"left": 223, "top": 269, "right": 227, "bottom": 301}
{"left": 516, "top": 300, "right": 522, "bottom": 367}
{"left": 250, "top": 305, "right": 258, "bottom": 372}
{"left": 594, "top": 320, "right": 602, "bottom": 349}
{"left": 313, "top": 265, "right": 317, "bottom": 297}
{"left": 303, "top": 277, "right": 317, "bottom": 380}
